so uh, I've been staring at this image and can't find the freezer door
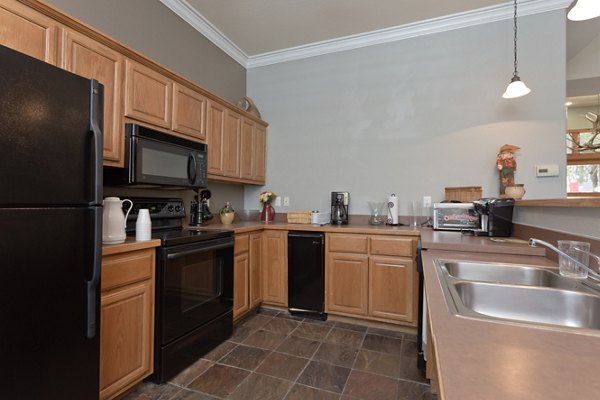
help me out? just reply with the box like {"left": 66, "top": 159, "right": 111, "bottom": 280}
{"left": 0, "top": 45, "right": 103, "bottom": 206}
{"left": 0, "top": 207, "right": 100, "bottom": 399}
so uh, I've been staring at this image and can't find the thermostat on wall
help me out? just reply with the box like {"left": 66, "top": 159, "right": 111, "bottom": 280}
{"left": 535, "top": 164, "right": 559, "bottom": 177}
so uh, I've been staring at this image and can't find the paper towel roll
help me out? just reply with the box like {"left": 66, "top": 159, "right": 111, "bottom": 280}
{"left": 387, "top": 194, "right": 398, "bottom": 225}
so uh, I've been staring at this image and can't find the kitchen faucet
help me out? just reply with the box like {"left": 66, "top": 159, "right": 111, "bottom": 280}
{"left": 529, "top": 238, "right": 600, "bottom": 282}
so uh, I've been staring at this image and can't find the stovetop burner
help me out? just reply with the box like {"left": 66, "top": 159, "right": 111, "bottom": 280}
{"left": 124, "top": 197, "right": 232, "bottom": 246}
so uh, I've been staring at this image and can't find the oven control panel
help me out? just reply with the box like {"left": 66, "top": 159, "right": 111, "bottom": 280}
{"left": 124, "top": 198, "right": 186, "bottom": 220}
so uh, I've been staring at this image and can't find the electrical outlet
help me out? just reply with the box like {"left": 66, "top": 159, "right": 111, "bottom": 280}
{"left": 283, "top": 197, "right": 290, "bottom": 206}
{"left": 423, "top": 196, "right": 432, "bottom": 208}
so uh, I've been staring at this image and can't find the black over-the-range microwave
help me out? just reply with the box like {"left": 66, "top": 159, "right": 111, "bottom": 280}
{"left": 104, "top": 123, "right": 208, "bottom": 188}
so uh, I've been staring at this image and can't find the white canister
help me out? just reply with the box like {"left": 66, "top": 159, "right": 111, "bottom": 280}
{"left": 135, "top": 209, "right": 152, "bottom": 241}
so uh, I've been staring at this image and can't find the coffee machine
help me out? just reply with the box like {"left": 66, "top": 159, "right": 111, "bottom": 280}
{"left": 190, "top": 189, "right": 213, "bottom": 226}
{"left": 472, "top": 198, "right": 515, "bottom": 237}
{"left": 331, "top": 192, "right": 349, "bottom": 225}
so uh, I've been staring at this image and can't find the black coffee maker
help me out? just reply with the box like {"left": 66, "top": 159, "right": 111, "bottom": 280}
{"left": 472, "top": 198, "right": 515, "bottom": 237}
{"left": 331, "top": 192, "right": 349, "bottom": 225}
{"left": 190, "top": 189, "right": 213, "bottom": 226}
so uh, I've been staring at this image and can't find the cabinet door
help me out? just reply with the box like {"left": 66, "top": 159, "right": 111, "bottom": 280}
{"left": 100, "top": 280, "right": 153, "bottom": 400}
{"left": 223, "top": 110, "right": 241, "bottom": 177}
{"left": 368, "top": 256, "right": 415, "bottom": 323}
{"left": 233, "top": 252, "right": 250, "bottom": 320}
{"left": 124, "top": 59, "right": 172, "bottom": 128}
{"left": 240, "top": 119, "right": 254, "bottom": 180}
{"left": 61, "top": 29, "right": 124, "bottom": 167}
{"left": 249, "top": 232, "right": 262, "bottom": 308}
{"left": 0, "top": 1, "right": 57, "bottom": 64}
{"left": 325, "top": 253, "right": 368, "bottom": 316}
{"left": 206, "top": 100, "right": 225, "bottom": 176}
{"left": 240, "top": 120, "right": 267, "bottom": 184}
{"left": 253, "top": 124, "right": 267, "bottom": 183}
{"left": 172, "top": 82, "right": 206, "bottom": 141}
{"left": 262, "top": 230, "right": 287, "bottom": 306}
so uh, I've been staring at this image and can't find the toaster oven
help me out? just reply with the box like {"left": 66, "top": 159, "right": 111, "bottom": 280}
{"left": 433, "top": 203, "right": 482, "bottom": 231}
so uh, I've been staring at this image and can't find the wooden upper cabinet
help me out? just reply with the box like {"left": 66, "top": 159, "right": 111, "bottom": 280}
{"left": 0, "top": 1, "right": 58, "bottom": 64}
{"left": 206, "top": 100, "right": 226, "bottom": 175}
{"left": 223, "top": 110, "right": 241, "bottom": 177}
{"left": 124, "top": 59, "right": 172, "bottom": 129}
{"left": 60, "top": 29, "right": 124, "bottom": 167}
{"left": 240, "top": 119, "right": 267, "bottom": 184}
{"left": 172, "top": 82, "right": 206, "bottom": 141}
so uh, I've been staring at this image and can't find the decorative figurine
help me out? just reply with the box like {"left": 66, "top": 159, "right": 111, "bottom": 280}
{"left": 496, "top": 144, "right": 520, "bottom": 197}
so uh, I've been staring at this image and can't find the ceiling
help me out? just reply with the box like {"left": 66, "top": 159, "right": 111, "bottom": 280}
{"left": 160, "top": 0, "right": 579, "bottom": 67}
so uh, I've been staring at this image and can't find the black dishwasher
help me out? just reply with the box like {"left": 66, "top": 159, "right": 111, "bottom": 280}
{"left": 288, "top": 231, "right": 327, "bottom": 320}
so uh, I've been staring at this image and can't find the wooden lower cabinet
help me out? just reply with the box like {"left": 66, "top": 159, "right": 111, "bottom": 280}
{"left": 325, "top": 233, "right": 418, "bottom": 326}
{"left": 368, "top": 256, "right": 415, "bottom": 322}
{"left": 233, "top": 232, "right": 263, "bottom": 321}
{"left": 326, "top": 253, "right": 368, "bottom": 315}
{"left": 262, "top": 230, "right": 287, "bottom": 306}
{"left": 100, "top": 248, "right": 155, "bottom": 400}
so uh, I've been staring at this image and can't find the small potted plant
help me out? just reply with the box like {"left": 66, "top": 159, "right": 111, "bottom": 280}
{"left": 219, "top": 201, "right": 235, "bottom": 224}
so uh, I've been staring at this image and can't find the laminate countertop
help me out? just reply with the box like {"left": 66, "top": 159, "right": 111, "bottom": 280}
{"left": 422, "top": 246, "right": 600, "bottom": 400}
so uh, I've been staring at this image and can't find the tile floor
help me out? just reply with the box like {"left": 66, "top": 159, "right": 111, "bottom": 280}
{"left": 123, "top": 309, "right": 437, "bottom": 400}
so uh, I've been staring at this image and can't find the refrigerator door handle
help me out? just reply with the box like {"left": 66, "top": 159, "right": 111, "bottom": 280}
{"left": 86, "top": 206, "right": 102, "bottom": 339}
{"left": 89, "top": 79, "right": 103, "bottom": 205}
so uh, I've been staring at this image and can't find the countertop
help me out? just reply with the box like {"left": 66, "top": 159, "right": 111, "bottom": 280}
{"left": 102, "top": 238, "right": 161, "bottom": 255}
{"left": 422, "top": 247, "right": 600, "bottom": 400}
{"left": 191, "top": 220, "right": 422, "bottom": 236}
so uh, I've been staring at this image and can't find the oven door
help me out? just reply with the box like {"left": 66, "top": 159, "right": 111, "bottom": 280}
{"left": 158, "top": 236, "right": 233, "bottom": 344}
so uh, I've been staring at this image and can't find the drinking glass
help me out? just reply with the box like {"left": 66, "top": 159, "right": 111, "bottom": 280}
{"left": 558, "top": 240, "right": 590, "bottom": 279}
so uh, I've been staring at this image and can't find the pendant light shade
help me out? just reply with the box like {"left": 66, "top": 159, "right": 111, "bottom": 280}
{"left": 503, "top": 0, "right": 530, "bottom": 99}
{"left": 502, "top": 76, "right": 531, "bottom": 98}
{"left": 568, "top": 0, "right": 600, "bottom": 21}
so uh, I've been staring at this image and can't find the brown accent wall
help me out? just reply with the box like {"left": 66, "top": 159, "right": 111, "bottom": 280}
{"left": 45, "top": 0, "right": 246, "bottom": 104}
{"left": 513, "top": 223, "right": 600, "bottom": 263}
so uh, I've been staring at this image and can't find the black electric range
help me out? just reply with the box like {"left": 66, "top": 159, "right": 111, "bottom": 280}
{"left": 124, "top": 197, "right": 232, "bottom": 246}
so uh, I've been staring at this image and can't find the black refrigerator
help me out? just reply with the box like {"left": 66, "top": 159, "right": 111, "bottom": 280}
{"left": 0, "top": 45, "right": 103, "bottom": 399}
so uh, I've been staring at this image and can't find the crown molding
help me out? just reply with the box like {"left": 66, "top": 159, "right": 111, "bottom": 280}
{"left": 159, "top": 0, "right": 248, "bottom": 65}
{"left": 160, "top": 0, "right": 572, "bottom": 69}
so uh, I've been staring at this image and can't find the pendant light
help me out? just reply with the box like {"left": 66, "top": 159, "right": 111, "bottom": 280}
{"left": 568, "top": 0, "right": 600, "bottom": 21}
{"left": 502, "top": 0, "right": 531, "bottom": 99}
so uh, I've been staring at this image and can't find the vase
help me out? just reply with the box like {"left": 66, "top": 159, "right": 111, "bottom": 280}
{"left": 505, "top": 184, "right": 526, "bottom": 200}
{"left": 260, "top": 202, "right": 275, "bottom": 222}
{"left": 220, "top": 212, "right": 235, "bottom": 225}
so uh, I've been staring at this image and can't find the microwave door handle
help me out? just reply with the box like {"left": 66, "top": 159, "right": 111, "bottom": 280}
{"left": 188, "top": 153, "right": 197, "bottom": 184}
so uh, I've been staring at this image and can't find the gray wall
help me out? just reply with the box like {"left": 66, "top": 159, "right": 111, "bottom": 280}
{"left": 46, "top": 0, "right": 245, "bottom": 103}
{"left": 245, "top": 11, "right": 567, "bottom": 217}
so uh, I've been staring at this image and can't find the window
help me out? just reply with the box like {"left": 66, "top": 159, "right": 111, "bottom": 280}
{"left": 566, "top": 128, "right": 600, "bottom": 195}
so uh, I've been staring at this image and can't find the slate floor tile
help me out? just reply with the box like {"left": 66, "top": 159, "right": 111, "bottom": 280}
{"left": 284, "top": 384, "right": 341, "bottom": 400}
{"left": 362, "top": 333, "right": 403, "bottom": 355}
{"left": 121, "top": 382, "right": 181, "bottom": 400}
{"left": 256, "top": 351, "right": 309, "bottom": 381}
{"left": 228, "top": 372, "right": 293, "bottom": 400}
{"left": 242, "top": 329, "right": 287, "bottom": 350}
{"left": 397, "top": 380, "right": 434, "bottom": 400}
{"left": 292, "top": 321, "right": 332, "bottom": 341}
{"left": 201, "top": 340, "right": 237, "bottom": 362}
{"left": 170, "top": 358, "right": 213, "bottom": 387}
{"left": 218, "top": 344, "right": 270, "bottom": 370}
{"left": 325, "top": 327, "right": 366, "bottom": 348}
{"left": 241, "top": 313, "right": 274, "bottom": 329}
{"left": 276, "top": 335, "right": 321, "bottom": 358}
{"left": 263, "top": 317, "right": 301, "bottom": 335}
{"left": 353, "top": 349, "right": 401, "bottom": 378}
{"left": 313, "top": 342, "right": 359, "bottom": 368}
{"left": 343, "top": 370, "right": 398, "bottom": 400}
{"left": 297, "top": 360, "right": 351, "bottom": 393}
{"left": 188, "top": 364, "right": 249, "bottom": 398}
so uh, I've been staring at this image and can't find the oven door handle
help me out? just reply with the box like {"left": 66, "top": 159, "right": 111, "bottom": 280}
{"left": 166, "top": 241, "right": 232, "bottom": 260}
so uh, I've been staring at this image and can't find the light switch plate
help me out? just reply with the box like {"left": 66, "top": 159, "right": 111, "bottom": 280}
{"left": 535, "top": 164, "right": 559, "bottom": 177}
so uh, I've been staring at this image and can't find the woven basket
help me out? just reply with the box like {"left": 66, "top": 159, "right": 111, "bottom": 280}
{"left": 287, "top": 211, "right": 311, "bottom": 224}
{"left": 445, "top": 186, "right": 482, "bottom": 202}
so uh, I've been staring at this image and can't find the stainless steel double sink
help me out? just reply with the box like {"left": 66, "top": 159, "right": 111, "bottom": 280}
{"left": 435, "top": 260, "right": 600, "bottom": 332}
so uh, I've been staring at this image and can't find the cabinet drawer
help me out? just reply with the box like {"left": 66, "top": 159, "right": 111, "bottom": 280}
{"left": 370, "top": 236, "right": 414, "bottom": 257}
{"left": 235, "top": 234, "right": 250, "bottom": 254}
{"left": 102, "top": 248, "right": 154, "bottom": 292}
{"left": 328, "top": 234, "right": 368, "bottom": 254}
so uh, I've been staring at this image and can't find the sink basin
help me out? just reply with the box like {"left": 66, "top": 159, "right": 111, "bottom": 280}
{"left": 451, "top": 281, "right": 600, "bottom": 330}
{"left": 442, "top": 261, "right": 590, "bottom": 292}
{"left": 435, "top": 259, "right": 600, "bottom": 333}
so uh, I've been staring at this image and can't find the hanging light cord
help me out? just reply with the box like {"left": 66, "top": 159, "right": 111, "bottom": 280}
{"left": 512, "top": 0, "right": 519, "bottom": 78}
